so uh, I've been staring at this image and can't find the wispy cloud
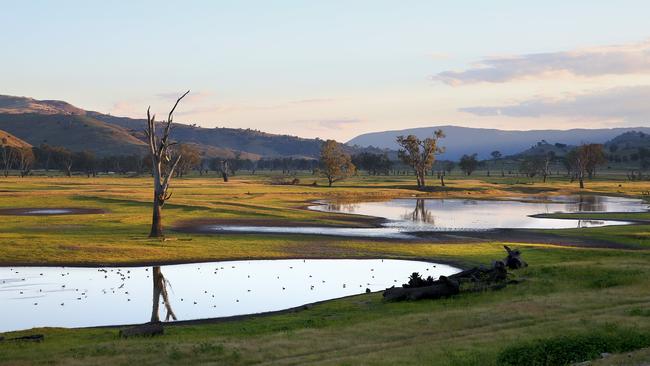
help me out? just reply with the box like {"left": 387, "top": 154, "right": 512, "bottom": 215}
{"left": 460, "top": 85, "right": 650, "bottom": 123}
{"left": 434, "top": 40, "right": 650, "bottom": 85}
{"left": 297, "top": 118, "right": 364, "bottom": 130}
{"left": 288, "top": 98, "right": 335, "bottom": 105}
{"left": 155, "top": 90, "right": 214, "bottom": 103}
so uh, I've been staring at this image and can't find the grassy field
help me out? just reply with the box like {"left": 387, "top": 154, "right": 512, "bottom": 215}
{"left": 0, "top": 173, "right": 649, "bottom": 365}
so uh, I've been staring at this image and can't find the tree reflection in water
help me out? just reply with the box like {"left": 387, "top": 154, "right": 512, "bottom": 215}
{"left": 325, "top": 202, "right": 361, "bottom": 213}
{"left": 151, "top": 266, "right": 177, "bottom": 322}
{"left": 404, "top": 199, "right": 435, "bottom": 224}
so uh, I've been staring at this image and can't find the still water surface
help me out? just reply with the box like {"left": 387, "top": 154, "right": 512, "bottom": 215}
{"left": 206, "top": 195, "right": 647, "bottom": 238}
{"left": 0, "top": 259, "right": 458, "bottom": 332}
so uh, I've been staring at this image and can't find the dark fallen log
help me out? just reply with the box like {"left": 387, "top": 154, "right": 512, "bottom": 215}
{"left": 448, "top": 260, "right": 508, "bottom": 285}
{"left": 383, "top": 246, "right": 524, "bottom": 302}
{"left": 383, "top": 275, "right": 459, "bottom": 301}
{"left": 119, "top": 323, "right": 164, "bottom": 338}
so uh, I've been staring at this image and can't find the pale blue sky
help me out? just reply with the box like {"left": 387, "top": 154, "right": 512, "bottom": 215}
{"left": 3, "top": 1, "right": 650, "bottom": 140}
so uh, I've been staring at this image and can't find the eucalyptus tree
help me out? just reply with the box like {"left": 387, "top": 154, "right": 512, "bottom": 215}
{"left": 396, "top": 130, "right": 445, "bottom": 189}
{"left": 144, "top": 91, "right": 189, "bottom": 237}
{"left": 459, "top": 153, "right": 478, "bottom": 176}
{"left": 319, "top": 140, "right": 356, "bottom": 186}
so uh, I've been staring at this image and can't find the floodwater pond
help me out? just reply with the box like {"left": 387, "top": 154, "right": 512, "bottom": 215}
{"left": 0, "top": 208, "right": 105, "bottom": 216}
{"left": 205, "top": 195, "right": 647, "bottom": 238}
{"left": 0, "top": 259, "right": 458, "bottom": 332}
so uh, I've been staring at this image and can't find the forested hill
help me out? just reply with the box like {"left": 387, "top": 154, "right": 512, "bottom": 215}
{"left": 0, "top": 95, "right": 385, "bottom": 159}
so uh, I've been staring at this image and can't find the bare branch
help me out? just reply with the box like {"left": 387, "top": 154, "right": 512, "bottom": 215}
{"left": 167, "top": 90, "right": 190, "bottom": 124}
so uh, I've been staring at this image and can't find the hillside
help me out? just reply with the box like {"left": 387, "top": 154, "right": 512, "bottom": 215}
{"left": 0, "top": 114, "right": 147, "bottom": 156}
{"left": 90, "top": 113, "right": 326, "bottom": 159}
{"left": 347, "top": 125, "right": 650, "bottom": 160}
{"left": 499, "top": 131, "right": 650, "bottom": 171}
{"left": 510, "top": 141, "right": 573, "bottom": 159}
{"left": 0, "top": 129, "right": 31, "bottom": 148}
{"left": 0, "top": 95, "right": 86, "bottom": 115}
{"left": 606, "top": 131, "right": 650, "bottom": 154}
{"left": 0, "top": 94, "right": 374, "bottom": 159}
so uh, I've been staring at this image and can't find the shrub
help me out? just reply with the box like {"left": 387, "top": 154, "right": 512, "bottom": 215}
{"left": 497, "top": 328, "right": 650, "bottom": 366}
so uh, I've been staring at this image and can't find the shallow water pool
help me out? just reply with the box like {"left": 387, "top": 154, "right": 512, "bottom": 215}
{"left": 0, "top": 259, "right": 458, "bottom": 332}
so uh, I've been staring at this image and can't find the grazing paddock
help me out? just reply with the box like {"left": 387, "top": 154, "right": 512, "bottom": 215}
{"left": 0, "top": 173, "right": 648, "bottom": 365}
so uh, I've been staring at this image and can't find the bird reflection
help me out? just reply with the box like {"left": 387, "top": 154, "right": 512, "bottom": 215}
{"left": 150, "top": 266, "right": 177, "bottom": 322}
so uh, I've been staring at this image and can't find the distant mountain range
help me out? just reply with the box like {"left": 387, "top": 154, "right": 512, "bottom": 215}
{"left": 2, "top": 95, "right": 648, "bottom": 161}
{"left": 347, "top": 125, "right": 650, "bottom": 160}
{"left": 0, "top": 95, "right": 380, "bottom": 159}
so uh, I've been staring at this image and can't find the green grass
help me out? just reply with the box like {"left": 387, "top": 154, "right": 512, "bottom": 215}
{"left": 497, "top": 326, "right": 650, "bottom": 366}
{"left": 0, "top": 173, "right": 649, "bottom": 365}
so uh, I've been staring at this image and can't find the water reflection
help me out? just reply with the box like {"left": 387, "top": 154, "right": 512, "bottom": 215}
{"left": 151, "top": 266, "right": 176, "bottom": 322}
{"left": 310, "top": 195, "right": 646, "bottom": 231}
{"left": 402, "top": 199, "right": 434, "bottom": 224}
{"left": 0, "top": 259, "right": 458, "bottom": 332}
{"left": 322, "top": 202, "right": 361, "bottom": 214}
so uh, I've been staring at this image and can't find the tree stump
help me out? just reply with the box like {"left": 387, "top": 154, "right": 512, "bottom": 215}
{"left": 503, "top": 245, "right": 527, "bottom": 269}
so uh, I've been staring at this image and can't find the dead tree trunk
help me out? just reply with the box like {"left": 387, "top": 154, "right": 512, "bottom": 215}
{"left": 144, "top": 91, "right": 189, "bottom": 238}
{"left": 221, "top": 160, "right": 229, "bottom": 182}
{"left": 151, "top": 266, "right": 177, "bottom": 322}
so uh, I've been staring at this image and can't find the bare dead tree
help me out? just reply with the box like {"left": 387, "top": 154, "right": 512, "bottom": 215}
{"left": 144, "top": 90, "right": 189, "bottom": 237}
{"left": 0, "top": 140, "right": 18, "bottom": 177}
{"left": 150, "top": 266, "right": 177, "bottom": 322}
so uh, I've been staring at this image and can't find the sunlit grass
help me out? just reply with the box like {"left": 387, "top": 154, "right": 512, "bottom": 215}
{"left": 0, "top": 174, "right": 649, "bottom": 365}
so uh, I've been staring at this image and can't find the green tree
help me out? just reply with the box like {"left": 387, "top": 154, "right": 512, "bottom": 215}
{"left": 396, "top": 130, "right": 445, "bottom": 189}
{"left": 319, "top": 140, "right": 356, "bottom": 187}
{"left": 459, "top": 154, "right": 478, "bottom": 176}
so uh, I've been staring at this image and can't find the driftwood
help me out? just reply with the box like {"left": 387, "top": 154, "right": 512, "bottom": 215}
{"left": 119, "top": 323, "right": 164, "bottom": 338}
{"left": 383, "top": 246, "right": 524, "bottom": 302}
{"left": 383, "top": 275, "right": 459, "bottom": 301}
{"left": 503, "top": 245, "right": 527, "bottom": 269}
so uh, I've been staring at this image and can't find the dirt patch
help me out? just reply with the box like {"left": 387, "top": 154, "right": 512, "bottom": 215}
{"left": 0, "top": 208, "right": 107, "bottom": 216}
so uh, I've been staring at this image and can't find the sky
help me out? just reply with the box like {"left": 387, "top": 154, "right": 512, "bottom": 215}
{"left": 2, "top": 1, "right": 650, "bottom": 141}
